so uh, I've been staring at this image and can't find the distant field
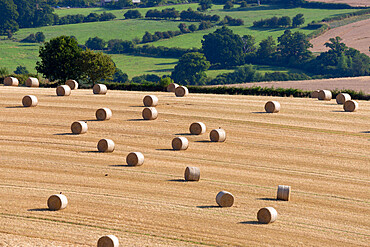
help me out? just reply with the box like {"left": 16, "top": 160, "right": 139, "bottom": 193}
{"left": 306, "top": 0, "right": 370, "bottom": 7}
{"left": 0, "top": 3, "right": 362, "bottom": 77}
{"left": 0, "top": 86, "right": 369, "bottom": 246}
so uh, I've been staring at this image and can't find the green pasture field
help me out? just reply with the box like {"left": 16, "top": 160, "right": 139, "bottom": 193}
{"left": 0, "top": 3, "right": 361, "bottom": 78}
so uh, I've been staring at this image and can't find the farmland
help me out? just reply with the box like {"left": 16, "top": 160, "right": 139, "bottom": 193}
{"left": 0, "top": 85, "right": 369, "bottom": 246}
{"left": 0, "top": 3, "right": 363, "bottom": 77}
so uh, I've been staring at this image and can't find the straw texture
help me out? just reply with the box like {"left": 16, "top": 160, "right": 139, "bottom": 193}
{"left": 56, "top": 85, "right": 71, "bottom": 96}
{"left": 189, "top": 122, "right": 206, "bottom": 135}
{"left": 96, "top": 108, "right": 112, "bottom": 121}
{"left": 167, "top": 83, "right": 179, "bottom": 92}
{"left": 97, "top": 139, "right": 115, "bottom": 152}
{"left": 71, "top": 121, "right": 88, "bottom": 134}
{"left": 265, "top": 101, "right": 281, "bottom": 113}
{"left": 336, "top": 93, "right": 351, "bottom": 104}
{"left": 22, "top": 95, "right": 38, "bottom": 107}
{"left": 142, "top": 107, "right": 158, "bottom": 120}
{"left": 318, "top": 90, "right": 332, "bottom": 101}
{"left": 4, "top": 77, "right": 19, "bottom": 86}
{"left": 344, "top": 100, "right": 358, "bottom": 112}
{"left": 97, "top": 235, "right": 119, "bottom": 247}
{"left": 126, "top": 152, "right": 144, "bottom": 166}
{"left": 216, "top": 191, "right": 234, "bottom": 207}
{"left": 172, "top": 137, "right": 189, "bottom": 150}
{"left": 25, "top": 77, "right": 39, "bottom": 87}
{"left": 175, "top": 86, "right": 189, "bottom": 97}
{"left": 210, "top": 129, "right": 226, "bottom": 142}
{"left": 184, "top": 167, "right": 200, "bottom": 181}
{"left": 143, "top": 95, "right": 158, "bottom": 107}
{"left": 66, "top": 80, "right": 78, "bottom": 90}
{"left": 93, "top": 84, "right": 107, "bottom": 95}
{"left": 277, "top": 185, "right": 291, "bottom": 201}
{"left": 47, "top": 194, "right": 68, "bottom": 211}
{"left": 257, "top": 207, "right": 278, "bottom": 224}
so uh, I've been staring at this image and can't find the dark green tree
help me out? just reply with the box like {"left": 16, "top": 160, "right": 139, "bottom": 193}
{"left": 80, "top": 49, "right": 116, "bottom": 84}
{"left": 85, "top": 36, "right": 106, "bottom": 50}
{"left": 0, "top": 0, "right": 19, "bottom": 35}
{"left": 202, "top": 26, "right": 245, "bottom": 67}
{"left": 35, "top": 32, "right": 45, "bottom": 43}
{"left": 278, "top": 16, "right": 291, "bottom": 27}
{"left": 292, "top": 14, "right": 304, "bottom": 27}
{"left": 124, "top": 9, "right": 142, "bottom": 19}
{"left": 171, "top": 52, "right": 210, "bottom": 85}
{"left": 112, "top": 67, "right": 128, "bottom": 83}
{"left": 277, "top": 30, "right": 312, "bottom": 63}
{"left": 257, "top": 36, "right": 277, "bottom": 59}
{"left": 36, "top": 35, "right": 84, "bottom": 83}
{"left": 14, "top": 65, "right": 29, "bottom": 74}
{"left": 223, "top": 1, "right": 233, "bottom": 9}
{"left": 198, "top": 0, "right": 212, "bottom": 11}
{"left": 189, "top": 24, "right": 197, "bottom": 32}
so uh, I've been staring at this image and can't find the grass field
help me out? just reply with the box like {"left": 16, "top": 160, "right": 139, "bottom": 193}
{"left": 0, "top": 4, "right": 362, "bottom": 77}
{"left": 0, "top": 85, "right": 369, "bottom": 246}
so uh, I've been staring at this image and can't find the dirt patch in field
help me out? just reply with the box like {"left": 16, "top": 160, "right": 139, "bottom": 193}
{"left": 216, "top": 76, "right": 370, "bottom": 94}
{"left": 310, "top": 18, "right": 370, "bottom": 56}
{"left": 306, "top": 0, "right": 370, "bottom": 7}
{"left": 0, "top": 86, "right": 369, "bottom": 246}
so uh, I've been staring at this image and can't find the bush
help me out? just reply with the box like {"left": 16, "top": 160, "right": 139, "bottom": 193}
{"left": 124, "top": 10, "right": 142, "bottom": 19}
{"left": 14, "top": 66, "right": 29, "bottom": 75}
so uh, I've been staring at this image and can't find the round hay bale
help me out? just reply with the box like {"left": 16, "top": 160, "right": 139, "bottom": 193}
{"left": 175, "top": 86, "right": 189, "bottom": 97}
{"left": 336, "top": 93, "right": 351, "bottom": 104}
{"left": 93, "top": 84, "right": 107, "bottom": 95}
{"left": 277, "top": 185, "right": 291, "bottom": 201}
{"left": 184, "top": 167, "right": 200, "bottom": 181}
{"left": 311, "top": 90, "right": 319, "bottom": 98}
{"left": 257, "top": 207, "right": 278, "bottom": 224}
{"left": 25, "top": 77, "right": 39, "bottom": 87}
{"left": 264, "top": 101, "right": 281, "bottom": 113}
{"left": 142, "top": 107, "right": 158, "bottom": 120}
{"left": 344, "top": 100, "right": 358, "bottom": 112}
{"left": 143, "top": 95, "right": 158, "bottom": 107}
{"left": 318, "top": 90, "right": 332, "bottom": 101}
{"left": 172, "top": 137, "right": 189, "bottom": 150}
{"left": 97, "top": 139, "right": 115, "bottom": 152}
{"left": 96, "top": 108, "right": 112, "bottom": 121}
{"left": 167, "top": 83, "right": 179, "bottom": 92}
{"left": 56, "top": 85, "right": 71, "bottom": 96}
{"left": 97, "top": 235, "right": 119, "bottom": 247}
{"left": 189, "top": 122, "right": 206, "bottom": 135}
{"left": 4, "top": 77, "right": 19, "bottom": 86}
{"left": 22, "top": 95, "right": 38, "bottom": 107}
{"left": 216, "top": 191, "right": 234, "bottom": 207}
{"left": 71, "top": 121, "right": 88, "bottom": 134}
{"left": 66, "top": 79, "right": 78, "bottom": 90}
{"left": 210, "top": 129, "right": 226, "bottom": 142}
{"left": 126, "top": 152, "right": 144, "bottom": 166}
{"left": 47, "top": 194, "right": 68, "bottom": 211}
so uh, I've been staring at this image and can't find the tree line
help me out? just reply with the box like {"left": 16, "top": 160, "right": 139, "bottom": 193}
{"left": 253, "top": 14, "right": 304, "bottom": 28}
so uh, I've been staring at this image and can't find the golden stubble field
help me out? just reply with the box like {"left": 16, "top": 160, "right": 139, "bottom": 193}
{"left": 0, "top": 85, "right": 369, "bottom": 246}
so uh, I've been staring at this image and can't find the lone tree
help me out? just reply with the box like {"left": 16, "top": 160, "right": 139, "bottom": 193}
{"left": 202, "top": 26, "right": 245, "bottom": 68}
{"left": 85, "top": 36, "right": 106, "bottom": 50}
{"left": 36, "top": 36, "right": 83, "bottom": 83}
{"left": 80, "top": 49, "right": 116, "bottom": 84}
{"left": 171, "top": 52, "right": 210, "bottom": 85}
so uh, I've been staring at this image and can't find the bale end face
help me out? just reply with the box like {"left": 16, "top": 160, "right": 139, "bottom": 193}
{"left": 311, "top": 90, "right": 319, "bottom": 98}
{"left": 277, "top": 185, "right": 291, "bottom": 201}
{"left": 172, "top": 137, "right": 189, "bottom": 150}
{"left": 4, "top": 77, "right": 19, "bottom": 86}
{"left": 66, "top": 79, "right": 78, "bottom": 90}
{"left": 216, "top": 191, "right": 234, "bottom": 207}
{"left": 264, "top": 101, "right": 280, "bottom": 113}
{"left": 343, "top": 100, "right": 358, "bottom": 112}
{"left": 167, "top": 83, "right": 179, "bottom": 92}
{"left": 143, "top": 95, "right": 158, "bottom": 107}
{"left": 175, "top": 86, "right": 189, "bottom": 97}
{"left": 126, "top": 152, "right": 144, "bottom": 166}
{"left": 47, "top": 194, "right": 68, "bottom": 211}
{"left": 71, "top": 121, "right": 88, "bottom": 134}
{"left": 22, "top": 95, "right": 38, "bottom": 107}
{"left": 56, "top": 85, "right": 71, "bottom": 96}
{"left": 96, "top": 108, "right": 112, "bottom": 121}
{"left": 93, "top": 84, "right": 107, "bottom": 95}
{"left": 26, "top": 77, "right": 39, "bottom": 87}
{"left": 189, "top": 122, "right": 206, "bottom": 135}
{"left": 97, "top": 235, "right": 119, "bottom": 247}
{"left": 336, "top": 93, "right": 351, "bottom": 104}
{"left": 257, "top": 207, "right": 278, "bottom": 224}
{"left": 318, "top": 90, "right": 332, "bottom": 101}
{"left": 142, "top": 107, "right": 158, "bottom": 120}
{"left": 184, "top": 167, "right": 200, "bottom": 181}
{"left": 97, "top": 139, "right": 115, "bottom": 152}
{"left": 210, "top": 129, "right": 226, "bottom": 142}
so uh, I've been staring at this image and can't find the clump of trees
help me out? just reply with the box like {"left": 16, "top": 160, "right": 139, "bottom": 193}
{"left": 55, "top": 12, "right": 116, "bottom": 25}
{"left": 145, "top": 8, "right": 179, "bottom": 19}
{"left": 180, "top": 8, "right": 220, "bottom": 22}
{"left": 171, "top": 52, "right": 210, "bottom": 85}
{"left": 253, "top": 14, "right": 304, "bottom": 28}
{"left": 21, "top": 32, "right": 45, "bottom": 43}
{"left": 219, "top": 15, "right": 244, "bottom": 26}
{"left": 36, "top": 36, "right": 115, "bottom": 84}
{"left": 124, "top": 10, "right": 142, "bottom": 19}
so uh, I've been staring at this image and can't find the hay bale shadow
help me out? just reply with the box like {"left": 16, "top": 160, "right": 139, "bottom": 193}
{"left": 5, "top": 106, "right": 24, "bottom": 108}
{"left": 156, "top": 148, "right": 175, "bottom": 151}
{"left": 197, "top": 205, "right": 219, "bottom": 209}
{"left": 54, "top": 133, "right": 77, "bottom": 136}
{"left": 239, "top": 221, "right": 261, "bottom": 225}
{"left": 257, "top": 197, "right": 277, "bottom": 201}
{"left": 251, "top": 111, "right": 267, "bottom": 114}
{"left": 195, "top": 140, "right": 212, "bottom": 143}
{"left": 127, "top": 119, "right": 146, "bottom": 121}
{"left": 360, "top": 131, "right": 370, "bottom": 133}
{"left": 28, "top": 208, "right": 50, "bottom": 212}
{"left": 167, "top": 179, "right": 186, "bottom": 182}
{"left": 175, "top": 133, "right": 193, "bottom": 136}
{"left": 80, "top": 151, "right": 101, "bottom": 153}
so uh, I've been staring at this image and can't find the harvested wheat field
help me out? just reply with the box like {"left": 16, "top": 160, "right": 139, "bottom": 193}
{"left": 0, "top": 85, "right": 369, "bottom": 246}
{"left": 219, "top": 76, "right": 370, "bottom": 94}
{"left": 306, "top": 0, "right": 370, "bottom": 7}
{"left": 310, "top": 18, "right": 370, "bottom": 57}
